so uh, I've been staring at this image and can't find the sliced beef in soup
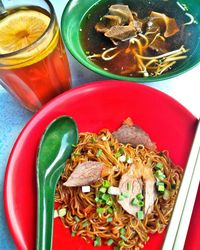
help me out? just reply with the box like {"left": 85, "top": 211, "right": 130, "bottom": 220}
{"left": 95, "top": 15, "right": 122, "bottom": 33}
{"left": 104, "top": 24, "right": 137, "bottom": 41}
{"left": 95, "top": 4, "right": 142, "bottom": 42}
{"left": 108, "top": 4, "right": 134, "bottom": 24}
{"left": 150, "top": 11, "right": 180, "bottom": 38}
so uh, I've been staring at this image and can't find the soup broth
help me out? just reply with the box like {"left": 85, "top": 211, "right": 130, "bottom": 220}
{"left": 80, "top": 0, "right": 198, "bottom": 77}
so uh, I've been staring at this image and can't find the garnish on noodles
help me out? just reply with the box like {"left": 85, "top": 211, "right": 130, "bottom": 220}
{"left": 80, "top": 3, "right": 197, "bottom": 77}
{"left": 55, "top": 118, "right": 183, "bottom": 249}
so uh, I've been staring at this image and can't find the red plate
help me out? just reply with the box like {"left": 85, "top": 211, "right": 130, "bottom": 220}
{"left": 4, "top": 80, "right": 199, "bottom": 250}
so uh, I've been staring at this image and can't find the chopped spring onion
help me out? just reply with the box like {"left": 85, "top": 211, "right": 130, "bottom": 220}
{"left": 120, "top": 235, "right": 127, "bottom": 241}
{"left": 94, "top": 236, "right": 101, "bottom": 246}
{"left": 119, "top": 240, "right": 125, "bottom": 246}
{"left": 106, "top": 198, "right": 114, "bottom": 206}
{"left": 82, "top": 220, "right": 89, "bottom": 228}
{"left": 58, "top": 208, "right": 67, "bottom": 217}
{"left": 122, "top": 192, "right": 129, "bottom": 198}
{"left": 99, "top": 186, "right": 107, "bottom": 193}
{"left": 90, "top": 137, "right": 97, "bottom": 143}
{"left": 95, "top": 197, "right": 100, "bottom": 203}
{"left": 158, "top": 185, "right": 165, "bottom": 192}
{"left": 137, "top": 211, "right": 144, "bottom": 220}
{"left": 96, "top": 149, "right": 103, "bottom": 157}
{"left": 96, "top": 207, "right": 105, "bottom": 214}
{"left": 157, "top": 182, "right": 165, "bottom": 192}
{"left": 138, "top": 200, "right": 144, "bottom": 207}
{"left": 107, "top": 239, "right": 114, "bottom": 246}
{"left": 54, "top": 210, "right": 59, "bottom": 218}
{"left": 155, "top": 162, "right": 163, "bottom": 170}
{"left": 119, "top": 155, "right": 126, "bottom": 162}
{"left": 131, "top": 198, "right": 139, "bottom": 206}
{"left": 176, "top": 1, "right": 188, "bottom": 11}
{"left": 127, "top": 182, "right": 132, "bottom": 191}
{"left": 136, "top": 193, "right": 144, "bottom": 200}
{"left": 71, "top": 232, "right": 76, "bottom": 237}
{"left": 119, "top": 147, "right": 125, "bottom": 154}
{"left": 131, "top": 197, "right": 144, "bottom": 207}
{"left": 74, "top": 216, "right": 80, "bottom": 222}
{"left": 101, "top": 193, "right": 110, "bottom": 201}
{"left": 156, "top": 181, "right": 163, "bottom": 186}
{"left": 115, "top": 148, "right": 124, "bottom": 158}
{"left": 155, "top": 170, "right": 166, "bottom": 180}
{"left": 108, "top": 186, "right": 120, "bottom": 195}
{"left": 99, "top": 199, "right": 106, "bottom": 205}
{"left": 102, "top": 180, "right": 110, "bottom": 188}
{"left": 73, "top": 152, "right": 81, "bottom": 157}
{"left": 120, "top": 228, "right": 125, "bottom": 235}
{"left": 108, "top": 207, "right": 113, "bottom": 213}
{"left": 114, "top": 246, "right": 120, "bottom": 250}
{"left": 114, "top": 152, "right": 122, "bottom": 158}
{"left": 82, "top": 186, "right": 91, "bottom": 193}
{"left": 106, "top": 217, "right": 113, "bottom": 222}
{"left": 118, "top": 194, "right": 125, "bottom": 201}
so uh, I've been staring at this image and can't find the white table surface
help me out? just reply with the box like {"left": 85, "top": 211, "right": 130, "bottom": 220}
{"left": 0, "top": 1, "right": 199, "bottom": 249}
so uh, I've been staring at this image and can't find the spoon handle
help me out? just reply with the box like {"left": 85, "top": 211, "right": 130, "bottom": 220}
{"left": 36, "top": 180, "right": 55, "bottom": 250}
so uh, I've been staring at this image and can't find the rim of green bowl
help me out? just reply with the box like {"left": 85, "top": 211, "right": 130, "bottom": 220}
{"left": 61, "top": 0, "right": 200, "bottom": 83}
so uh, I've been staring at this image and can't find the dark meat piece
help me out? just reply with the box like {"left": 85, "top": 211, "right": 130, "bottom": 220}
{"left": 145, "top": 17, "right": 161, "bottom": 34}
{"left": 109, "top": 4, "right": 133, "bottom": 24}
{"left": 63, "top": 161, "right": 104, "bottom": 187}
{"left": 150, "top": 11, "right": 180, "bottom": 38}
{"left": 104, "top": 23, "right": 137, "bottom": 41}
{"left": 95, "top": 22, "right": 108, "bottom": 33}
{"left": 95, "top": 15, "right": 122, "bottom": 33}
{"left": 112, "top": 118, "right": 156, "bottom": 150}
{"left": 95, "top": 4, "right": 143, "bottom": 43}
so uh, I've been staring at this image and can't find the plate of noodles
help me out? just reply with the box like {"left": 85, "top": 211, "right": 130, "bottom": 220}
{"left": 4, "top": 80, "right": 200, "bottom": 250}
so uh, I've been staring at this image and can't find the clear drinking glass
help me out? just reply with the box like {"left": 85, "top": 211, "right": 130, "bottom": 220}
{"left": 0, "top": 0, "right": 71, "bottom": 112}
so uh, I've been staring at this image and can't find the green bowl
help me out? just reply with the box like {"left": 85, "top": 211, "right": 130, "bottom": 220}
{"left": 61, "top": 0, "right": 200, "bottom": 83}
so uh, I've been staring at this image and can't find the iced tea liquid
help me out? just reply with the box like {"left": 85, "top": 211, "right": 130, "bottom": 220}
{"left": 0, "top": 6, "right": 71, "bottom": 112}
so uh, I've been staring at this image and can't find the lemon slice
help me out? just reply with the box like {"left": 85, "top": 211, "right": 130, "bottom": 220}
{"left": 0, "top": 9, "right": 60, "bottom": 68}
{"left": 0, "top": 10, "right": 50, "bottom": 54}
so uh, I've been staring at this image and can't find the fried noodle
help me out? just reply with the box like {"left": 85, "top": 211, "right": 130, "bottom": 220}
{"left": 55, "top": 129, "right": 183, "bottom": 249}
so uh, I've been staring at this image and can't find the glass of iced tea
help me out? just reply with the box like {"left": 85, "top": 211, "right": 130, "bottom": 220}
{"left": 0, "top": 0, "right": 71, "bottom": 112}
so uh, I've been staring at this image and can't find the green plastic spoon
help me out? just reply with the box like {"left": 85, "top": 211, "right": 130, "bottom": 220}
{"left": 36, "top": 116, "right": 78, "bottom": 250}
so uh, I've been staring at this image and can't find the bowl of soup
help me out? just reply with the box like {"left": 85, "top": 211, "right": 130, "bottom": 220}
{"left": 61, "top": 0, "right": 200, "bottom": 82}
